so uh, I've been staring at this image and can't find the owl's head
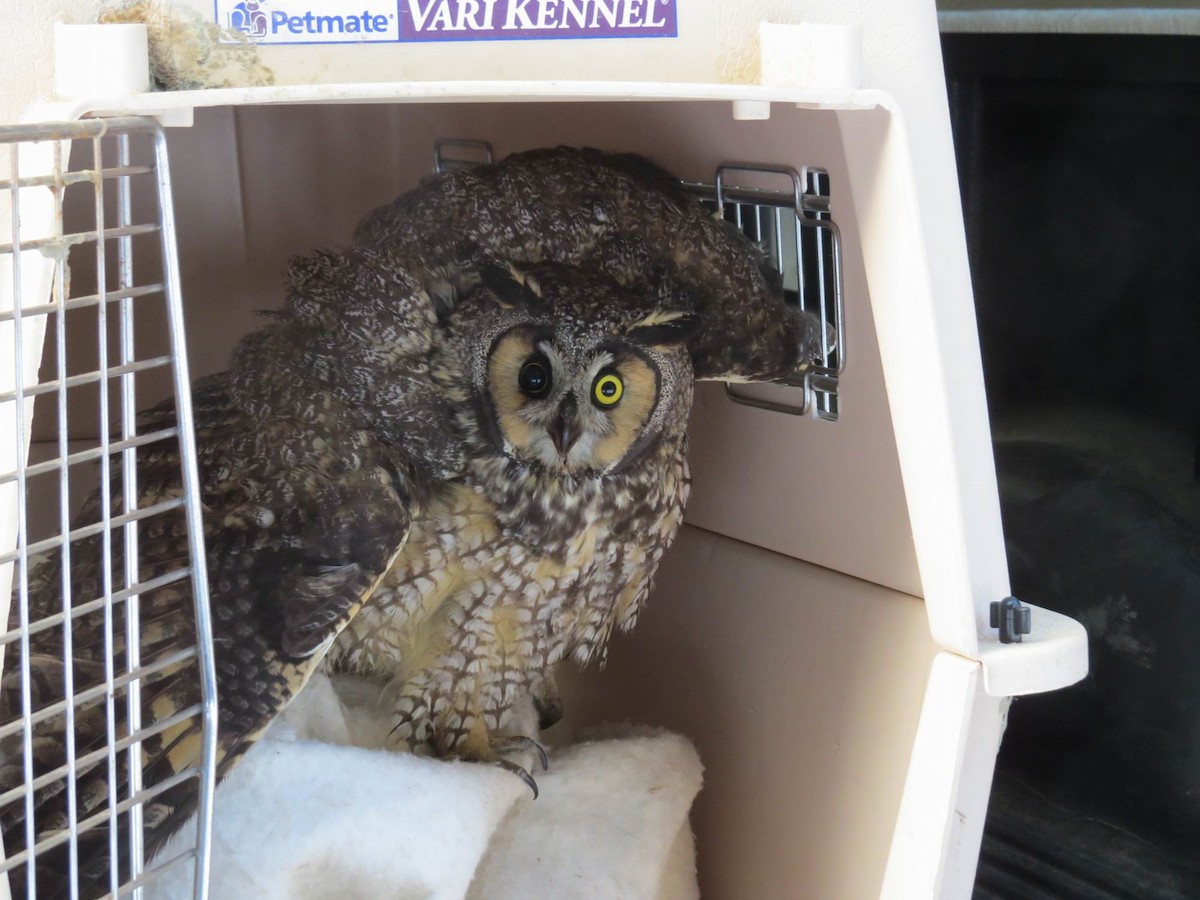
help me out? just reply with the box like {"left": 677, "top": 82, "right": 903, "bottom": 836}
{"left": 444, "top": 262, "right": 697, "bottom": 476}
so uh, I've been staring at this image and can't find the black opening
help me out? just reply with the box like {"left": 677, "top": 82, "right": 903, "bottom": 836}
{"left": 944, "top": 31, "right": 1200, "bottom": 899}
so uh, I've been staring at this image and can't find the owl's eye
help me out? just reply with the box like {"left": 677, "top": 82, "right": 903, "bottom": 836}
{"left": 592, "top": 370, "right": 624, "bottom": 407}
{"left": 518, "top": 357, "right": 552, "bottom": 398}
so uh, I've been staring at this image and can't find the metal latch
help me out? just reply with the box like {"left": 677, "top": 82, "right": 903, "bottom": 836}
{"left": 708, "top": 162, "right": 845, "bottom": 420}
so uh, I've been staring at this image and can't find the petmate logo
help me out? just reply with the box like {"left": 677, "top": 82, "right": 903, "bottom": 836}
{"left": 228, "top": 0, "right": 270, "bottom": 37}
{"left": 400, "top": 0, "right": 677, "bottom": 41}
{"left": 219, "top": 0, "right": 401, "bottom": 43}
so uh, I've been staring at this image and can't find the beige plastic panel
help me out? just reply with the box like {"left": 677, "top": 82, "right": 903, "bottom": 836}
{"left": 146, "top": 101, "right": 919, "bottom": 595}
{"left": 556, "top": 525, "right": 938, "bottom": 899}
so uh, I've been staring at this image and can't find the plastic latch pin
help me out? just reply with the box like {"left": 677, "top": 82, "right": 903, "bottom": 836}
{"left": 989, "top": 596, "right": 1032, "bottom": 644}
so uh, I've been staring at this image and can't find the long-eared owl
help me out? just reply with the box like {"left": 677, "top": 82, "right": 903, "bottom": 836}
{"left": 329, "top": 261, "right": 697, "bottom": 772}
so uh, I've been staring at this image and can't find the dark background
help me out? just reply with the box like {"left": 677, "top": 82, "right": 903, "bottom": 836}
{"left": 941, "top": 34, "right": 1200, "bottom": 898}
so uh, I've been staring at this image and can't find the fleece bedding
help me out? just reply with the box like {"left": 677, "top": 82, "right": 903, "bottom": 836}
{"left": 148, "top": 674, "right": 703, "bottom": 899}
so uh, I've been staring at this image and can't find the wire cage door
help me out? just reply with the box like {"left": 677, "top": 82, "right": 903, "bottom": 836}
{"left": 696, "top": 163, "right": 845, "bottom": 421}
{"left": 0, "top": 118, "right": 216, "bottom": 899}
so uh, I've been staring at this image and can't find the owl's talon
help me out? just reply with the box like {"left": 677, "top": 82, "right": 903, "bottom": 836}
{"left": 492, "top": 735, "right": 550, "bottom": 772}
{"left": 495, "top": 758, "right": 539, "bottom": 799}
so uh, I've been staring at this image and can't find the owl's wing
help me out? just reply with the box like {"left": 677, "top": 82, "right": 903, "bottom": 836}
{"left": 0, "top": 247, "right": 445, "bottom": 898}
{"left": 353, "top": 145, "right": 827, "bottom": 383}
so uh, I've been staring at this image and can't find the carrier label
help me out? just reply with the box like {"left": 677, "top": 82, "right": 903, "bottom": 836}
{"left": 401, "top": 0, "right": 677, "bottom": 41}
{"left": 221, "top": 1, "right": 400, "bottom": 42}
{"left": 218, "top": 0, "right": 677, "bottom": 44}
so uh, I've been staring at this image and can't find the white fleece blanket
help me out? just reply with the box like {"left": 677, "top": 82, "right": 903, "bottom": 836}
{"left": 148, "top": 675, "right": 702, "bottom": 900}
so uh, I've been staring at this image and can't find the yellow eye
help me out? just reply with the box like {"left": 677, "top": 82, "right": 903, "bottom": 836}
{"left": 593, "top": 372, "right": 624, "bottom": 407}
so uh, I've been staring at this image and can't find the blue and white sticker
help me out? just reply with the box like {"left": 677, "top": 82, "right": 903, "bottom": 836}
{"left": 217, "top": 0, "right": 677, "bottom": 44}
{"left": 219, "top": 0, "right": 400, "bottom": 43}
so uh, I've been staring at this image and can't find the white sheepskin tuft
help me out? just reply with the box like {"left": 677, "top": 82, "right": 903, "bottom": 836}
{"left": 146, "top": 675, "right": 702, "bottom": 900}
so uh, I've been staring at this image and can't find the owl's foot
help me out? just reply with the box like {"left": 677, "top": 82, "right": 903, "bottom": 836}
{"left": 789, "top": 307, "right": 838, "bottom": 375}
{"left": 489, "top": 736, "right": 549, "bottom": 798}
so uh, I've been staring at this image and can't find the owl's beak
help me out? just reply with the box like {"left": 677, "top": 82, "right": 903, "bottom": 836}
{"left": 550, "top": 395, "right": 580, "bottom": 459}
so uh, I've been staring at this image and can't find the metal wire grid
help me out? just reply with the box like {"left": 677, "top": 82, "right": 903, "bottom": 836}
{"left": 0, "top": 118, "right": 216, "bottom": 899}
{"left": 432, "top": 142, "right": 845, "bottom": 419}
{"left": 695, "top": 163, "right": 846, "bottom": 420}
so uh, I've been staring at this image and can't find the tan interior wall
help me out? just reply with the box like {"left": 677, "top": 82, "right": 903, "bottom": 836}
{"left": 557, "top": 526, "right": 937, "bottom": 899}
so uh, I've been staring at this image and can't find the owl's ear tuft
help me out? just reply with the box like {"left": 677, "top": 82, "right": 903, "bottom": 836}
{"left": 625, "top": 309, "right": 701, "bottom": 347}
{"left": 476, "top": 261, "right": 547, "bottom": 311}
{"left": 507, "top": 263, "right": 544, "bottom": 298}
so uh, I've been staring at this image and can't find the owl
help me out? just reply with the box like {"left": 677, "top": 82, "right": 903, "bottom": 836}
{"left": 1, "top": 146, "right": 827, "bottom": 896}
{"left": 328, "top": 260, "right": 696, "bottom": 785}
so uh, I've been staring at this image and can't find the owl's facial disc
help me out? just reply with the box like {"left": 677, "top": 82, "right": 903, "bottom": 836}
{"left": 486, "top": 328, "right": 659, "bottom": 474}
